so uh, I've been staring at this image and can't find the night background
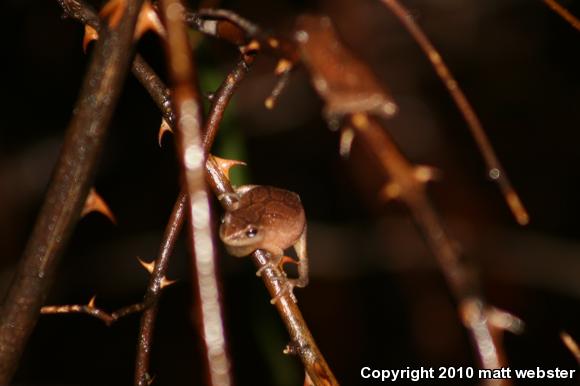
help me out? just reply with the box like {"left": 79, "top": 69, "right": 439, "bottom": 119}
{"left": 1, "top": 0, "right": 580, "bottom": 385}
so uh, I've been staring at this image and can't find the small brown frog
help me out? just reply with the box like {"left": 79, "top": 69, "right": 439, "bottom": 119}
{"left": 219, "top": 185, "right": 308, "bottom": 299}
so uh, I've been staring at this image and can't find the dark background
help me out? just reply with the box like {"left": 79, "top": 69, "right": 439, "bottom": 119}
{"left": 1, "top": 0, "right": 580, "bottom": 385}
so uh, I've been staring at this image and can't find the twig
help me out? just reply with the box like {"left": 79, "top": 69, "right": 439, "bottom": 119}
{"left": 135, "top": 192, "right": 187, "bottom": 386}
{"left": 296, "top": 13, "right": 512, "bottom": 383}
{"left": 203, "top": 56, "right": 253, "bottom": 152}
{"left": 41, "top": 296, "right": 152, "bottom": 326}
{"left": 380, "top": 0, "right": 529, "bottom": 226}
{"left": 56, "top": 3, "right": 337, "bottom": 384}
{"left": 159, "top": 0, "right": 233, "bottom": 385}
{"left": 0, "top": 0, "right": 145, "bottom": 383}
{"left": 58, "top": 0, "right": 176, "bottom": 126}
{"left": 560, "top": 331, "right": 580, "bottom": 364}
{"left": 188, "top": 8, "right": 300, "bottom": 62}
{"left": 543, "top": 0, "right": 580, "bottom": 32}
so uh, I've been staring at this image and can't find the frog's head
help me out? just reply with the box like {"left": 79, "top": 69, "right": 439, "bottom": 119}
{"left": 219, "top": 212, "right": 264, "bottom": 256}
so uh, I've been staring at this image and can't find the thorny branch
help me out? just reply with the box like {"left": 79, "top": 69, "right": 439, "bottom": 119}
{"left": 134, "top": 192, "right": 187, "bottom": 386}
{"left": 294, "top": 13, "right": 523, "bottom": 385}
{"left": 8, "top": 1, "right": 535, "bottom": 384}
{"left": 0, "top": 0, "right": 144, "bottom": 383}
{"left": 58, "top": 0, "right": 176, "bottom": 125}
{"left": 52, "top": 2, "right": 337, "bottom": 384}
{"left": 351, "top": 114, "right": 511, "bottom": 378}
{"left": 380, "top": 0, "right": 529, "bottom": 226}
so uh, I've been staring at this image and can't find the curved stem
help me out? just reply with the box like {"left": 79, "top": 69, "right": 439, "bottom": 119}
{"left": 380, "top": 0, "right": 529, "bottom": 226}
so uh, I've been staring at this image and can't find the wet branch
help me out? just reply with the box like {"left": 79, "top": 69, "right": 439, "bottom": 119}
{"left": 0, "top": 0, "right": 145, "bottom": 383}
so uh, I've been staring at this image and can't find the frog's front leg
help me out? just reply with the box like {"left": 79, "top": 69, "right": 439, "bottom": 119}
{"left": 290, "top": 225, "right": 308, "bottom": 289}
{"left": 268, "top": 227, "right": 309, "bottom": 304}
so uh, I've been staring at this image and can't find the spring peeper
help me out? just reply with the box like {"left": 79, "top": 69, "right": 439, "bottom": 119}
{"left": 295, "top": 15, "right": 398, "bottom": 121}
{"left": 219, "top": 185, "right": 309, "bottom": 296}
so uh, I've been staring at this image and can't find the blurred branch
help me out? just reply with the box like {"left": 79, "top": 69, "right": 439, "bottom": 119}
{"left": 52, "top": 3, "right": 337, "bottom": 384}
{"left": 159, "top": 0, "right": 233, "bottom": 385}
{"left": 0, "top": 0, "right": 144, "bottom": 383}
{"left": 380, "top": 0, "right": 529, "bottom": 226}
{"left": 295, "top": 13, "right": 515, "bottom": 384}
{"left": 561, "top": 331, "right": 580, "bottom": 364}
{"left": 352, "top": 114, "right": 510, "bottom": 378}
{"left": 58, "top": 0, "right": 176, "bottom": 125}
{"left": 543, "top": 0, "right": 580, "bottom": 32}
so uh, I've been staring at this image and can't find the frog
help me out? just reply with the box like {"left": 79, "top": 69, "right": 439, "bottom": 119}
{"left": 219, "top": 185, "right": 308, "bottom": 300}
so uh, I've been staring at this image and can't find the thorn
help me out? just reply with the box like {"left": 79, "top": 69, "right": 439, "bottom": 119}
{"left": 264, "top": 67, "right": 292, "bottom": 110}
{"left": 380, "top": 182, "right": 401, "bottom": 201}
{"left": 487, "top": 308, "right": 524, "bottom": 335}
{"left": 82, "top": 188, "right": 116, "bottom": 224}
{"left": 83, "top": 25, "right": 99, "bottom": 53}
{"left": 506, "top": 190, "right": 530, "bottom": 226}
{"left": 137, "top": 257, "right": 155, "bottom": 274}
{"left": 274, "top": 59, "right": 292, "bottom": 76}
{"left": 134, "top": 1, "right": 166, "bottom": 40}
{"left": 210, "top": 155, "right": 246, "bottom": 180}
{"left": 160, "top": 276, "right": 177, "bottom": 289}
{"left": 240, "top": 39, "right": 260, "bottom": 54}
{"left": 100, "top": 0, "right": 126, "bottom": 29}
{"left": 158, "top": 118, "right": 173, "bottom": 147}
{"left": 264, "top": 97, "right": 275, "bottom": 110}
{"left": 268, "top": 38, "right": 280, "bottom": 48}
{"left": 351, "top": 113, "right": 370, "bottom": 130}
{"left": 283, "top": 341, "right": 300, "bottom": 355}
{"left": 339, "top": 127, "right": 355, "bottom": 159}
{"left": 88, "top": 295, "right": 97, "bottom": 308}
{"left": 414, "top": 165, "right": 440, "bottom": 183}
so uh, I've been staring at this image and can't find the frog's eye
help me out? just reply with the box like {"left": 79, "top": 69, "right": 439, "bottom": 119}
{"left": 246, "top": 227, "right": 258, "bottom": 238}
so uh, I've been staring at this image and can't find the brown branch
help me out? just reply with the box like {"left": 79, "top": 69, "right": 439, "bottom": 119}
{"left": 58, "top": 0, "right": 176, "bottom": 126}
{"left": 205, "top": 157, "right": 340, "bottom": 386}
{"left": 41, "top": 296, "right": 152, "bottom": 326}
{"left": 543, "top": 0, "right": 580, "bottom": 32}
{"left": 0, "top": 0, "right": 145, "bottom": 383}
{"left": 159, "top": 1, "right": 233, "bottom": 385}
{"left": 295, "top": 13, "right": 514, "bottom": 382}
{"left": 57, "top": 3, "right": 336, "bottom": 384}
{"left": 380, "top": 0, "right": 529, "bottom": 226}
{"left": 134, "top": 192, "right": 187, "bottom": 386}
{"left": 189, "top": 8, "right": 300, "bottom": 62}
{"left": 203, "top": 56, "right": 253, "bottom": 152}
{"left": 133, "top": 56, "right": 253, "bottom": 385}
{"left": 351, "top": 114, "right": 509, "bottom": 383}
